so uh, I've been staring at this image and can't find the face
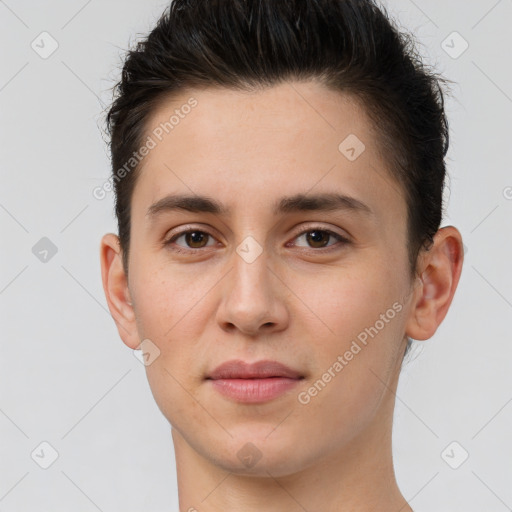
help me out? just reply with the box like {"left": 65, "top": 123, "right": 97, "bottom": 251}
{"left": 109, "top": 80, "right": 421, "bottom": 476}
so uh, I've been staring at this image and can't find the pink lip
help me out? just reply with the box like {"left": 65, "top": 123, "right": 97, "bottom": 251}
{"left": 206, "top": 359, "right": 304, "bottom": 403}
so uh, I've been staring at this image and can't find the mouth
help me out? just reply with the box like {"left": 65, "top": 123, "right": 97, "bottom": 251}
{"left": 205, "top": 359, "right": 305, "bottom": 403}
{"left": 206, "top": 359, "right": 304, "bottom": 380}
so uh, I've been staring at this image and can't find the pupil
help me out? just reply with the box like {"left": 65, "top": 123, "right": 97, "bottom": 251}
{"left": 187, "top": 232, "right": 205, "bottom": 248}
{"left": 308, "top": 230, "right": 328, "bottom": 248}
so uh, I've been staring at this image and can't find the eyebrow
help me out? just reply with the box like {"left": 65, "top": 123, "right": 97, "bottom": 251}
{"left": 146, "top": 192, "right": 374, "bottom": 219}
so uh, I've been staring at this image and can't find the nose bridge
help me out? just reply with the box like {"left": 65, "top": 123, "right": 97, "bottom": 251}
{"left": 231, "top": 238, "right": 272, "bottom": 307}
{"left": 230, "top": 219, "right": 271, "bottom": 289}
{"left": 218, "top": 235, "right": 285, "bottom": 334}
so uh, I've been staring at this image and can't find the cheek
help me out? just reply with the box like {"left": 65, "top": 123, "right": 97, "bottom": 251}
{"left": 298, "top": 263, "right": 404, "bottom": 348}
{"left": 292, "top": 271, "right": 406, "bottom": 447}
{"left": 130, "top": 257, "right": 213, "bottom": 339}
{"left": 298, "top": 261, "right": 408, "bottom": 400}
{"left": 135, "top": 266, "right": 213, "bottom": 427}
{"left": 130, "top": 259, "right": 221, "bottom": 381}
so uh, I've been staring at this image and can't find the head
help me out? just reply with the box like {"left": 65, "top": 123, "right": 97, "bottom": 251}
{"left": 100, "top": 0, "right": 463, "bottom": 477}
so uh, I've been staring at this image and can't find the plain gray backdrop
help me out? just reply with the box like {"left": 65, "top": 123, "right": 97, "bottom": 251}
{"left": 1, "top": 0, "right": 511, "bottom": 510}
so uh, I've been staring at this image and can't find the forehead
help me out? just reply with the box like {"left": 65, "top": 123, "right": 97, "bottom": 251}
{"left": 133, "top": 81, "right": 406, "bottom": 227}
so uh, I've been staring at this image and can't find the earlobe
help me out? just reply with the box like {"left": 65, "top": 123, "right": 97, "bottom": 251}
{"left": 99, "top": 233, "right": 140, "bottom": 349}
{"left": 405, "top": 226, "right": 464, "bottom": 341}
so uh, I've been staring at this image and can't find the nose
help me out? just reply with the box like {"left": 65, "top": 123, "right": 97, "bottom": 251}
{"left": 216, "top": 248, "right": 289, "bottom": 337}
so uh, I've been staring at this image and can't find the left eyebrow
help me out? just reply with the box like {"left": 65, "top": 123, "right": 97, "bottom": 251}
{"left": 146, "top": 191, "right": 374, "bottom": 220}
{"left": 276, "top": 192, "right": 374, "bottom": 216}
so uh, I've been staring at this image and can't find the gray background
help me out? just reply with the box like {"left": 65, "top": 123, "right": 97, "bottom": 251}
{"left": 1, "top": 0, "right": 511, "bottom": 510}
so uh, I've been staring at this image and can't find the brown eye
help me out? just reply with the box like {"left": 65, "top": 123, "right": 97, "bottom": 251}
{"left": 305, "top": 230, "right": 331, "bottom": 248}
{"left": 291, "top": 227, "right": 349, "bottom": 251}
{"left": 165, "top": 229, "right": 216, "bottom": 253}
{"left": 183, "top": 231, "right": 209, "bottom": 249}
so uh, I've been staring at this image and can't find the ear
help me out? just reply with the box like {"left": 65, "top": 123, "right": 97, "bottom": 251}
{"left": 99, "top": 233, "right": 140, "bottom": 349}
{"left": 405, "top": 226, "right": 464, "bottom": 341}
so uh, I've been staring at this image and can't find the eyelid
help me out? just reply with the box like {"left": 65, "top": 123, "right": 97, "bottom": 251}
{"left": 288, "top": 222, "right": 351, "bottom": 244}
{"left": 163, "top": 224, "right": 221, "bottom": 250}
{"left": 165, "top": 223, "right": 219, "bottom": 239}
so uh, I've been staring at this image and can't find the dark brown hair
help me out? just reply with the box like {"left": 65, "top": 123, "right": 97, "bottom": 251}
{"left": 105, "top": 0, "right": 453, "bottom": 360}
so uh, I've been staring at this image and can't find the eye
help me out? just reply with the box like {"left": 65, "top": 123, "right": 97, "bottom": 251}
{"left": 289, "top": 226, "right": 350, "bottom": 252}
{"left": 164, "top": 229, "right": 217, "bottom": 253}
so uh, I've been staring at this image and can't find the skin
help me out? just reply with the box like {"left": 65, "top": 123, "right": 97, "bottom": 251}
{"left": 100, "top": 80, "right": 464, "bottom": 512}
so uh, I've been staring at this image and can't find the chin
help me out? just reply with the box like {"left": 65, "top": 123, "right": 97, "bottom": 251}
{"left": 206, "top": 430, "right": 312, "bottom": 477}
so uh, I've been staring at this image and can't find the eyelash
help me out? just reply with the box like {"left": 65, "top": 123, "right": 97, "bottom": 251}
{"left": 163, "top": 225, "right": 351, "bottom": 255}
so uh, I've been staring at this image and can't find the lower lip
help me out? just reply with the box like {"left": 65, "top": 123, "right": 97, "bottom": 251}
{"left": 208, "top": 377, "right": 302, "bottom": 403}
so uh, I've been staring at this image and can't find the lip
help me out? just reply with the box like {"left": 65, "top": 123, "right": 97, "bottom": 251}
{"left": 207, "top": 359, "right": 303, "bottom": 380}
{"left": 206, "top": 359, "right": 304, "bottom": 403}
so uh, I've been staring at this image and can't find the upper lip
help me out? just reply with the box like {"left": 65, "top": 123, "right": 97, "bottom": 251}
{"left": 206, "top": 359, "right": 304, "bottom": 380}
